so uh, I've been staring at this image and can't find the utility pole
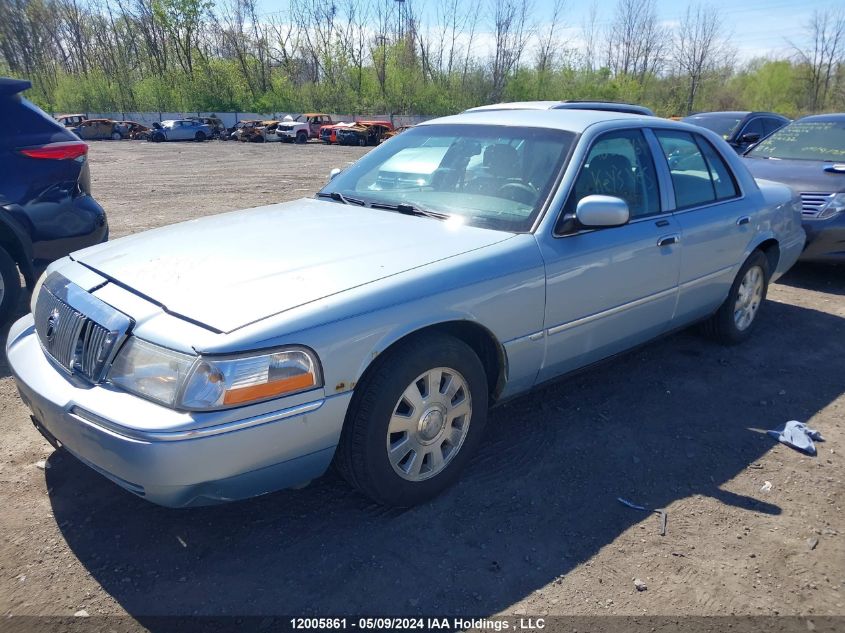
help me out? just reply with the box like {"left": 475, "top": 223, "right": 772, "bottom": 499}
{"left": 395, "top": 0, "right": 405, "bottom": 41}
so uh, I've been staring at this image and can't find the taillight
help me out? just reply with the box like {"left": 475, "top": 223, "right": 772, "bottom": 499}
{"left": 18, "top": 141, "right": 88, "bottom": 161}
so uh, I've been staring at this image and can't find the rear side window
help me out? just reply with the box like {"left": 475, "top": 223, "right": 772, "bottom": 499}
{"left": 698, "top": 138, "right": 740, "bottom": 200}
{"left": 654, "top": 130, "right": 738, "bottom": 209}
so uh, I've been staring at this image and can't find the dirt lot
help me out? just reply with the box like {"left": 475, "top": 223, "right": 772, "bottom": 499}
{"left": 0, "top": 140, "right": 843, "bottom": 624}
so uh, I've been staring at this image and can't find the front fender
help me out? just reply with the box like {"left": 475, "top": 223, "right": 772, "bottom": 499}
{"left": 0, "top": 204, "right": 35, "bottom": 287}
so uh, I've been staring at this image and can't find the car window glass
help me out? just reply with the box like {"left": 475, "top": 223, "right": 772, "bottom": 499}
{"left": 654, "top": 130, "right": 717, "bottom": 209}
{"left": 762, "top": 118, "right": 784, "bottom": 135}
{"left": 697, "top": 136, "right": 740, "bottom": 200}
{"left": 323, "top": 124, "right": 575, "bottom": 232}
{"left": 565, "top": 129, "right": 660, "bottom": 220}
{"left": 740, "top": 118, "right": 764, "bottom": 139}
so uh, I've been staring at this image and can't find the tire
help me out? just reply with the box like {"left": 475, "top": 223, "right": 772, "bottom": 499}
{"left": 194, "top": 131, "right": 206, "bottom": 142}
{"left": 358, "top": 137, "right": 366, "bottom": 147}
{"left": 150, "top": 132, "right": 164, "bottom": 143}
{"left": 111, "top": 131, "right": 122, "bottom": 140}
{"left": 0, "top": 246, "right": 21, "bottom": 324}
{"left": 335, "top": 333, "right": 489, "bottom": 507}
{"left": 295, "top": 132, "right": 307, "bottom": 144}
{"left": 702, "top": 250, "right": 770, "bottom": 345}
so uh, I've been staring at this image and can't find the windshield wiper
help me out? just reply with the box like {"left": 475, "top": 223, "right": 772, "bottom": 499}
{"left": 370, "top": 201, "right": 450, "bottom": 221}
{"left": 316, "top": 191, "right": 365, "bottom": 205}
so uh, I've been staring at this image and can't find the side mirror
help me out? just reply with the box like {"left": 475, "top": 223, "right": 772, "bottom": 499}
{"left": 575, "top": 195, "right": 630, "bottom": 228}
{"left": 740, "top": 132, "right": 760, "bottom": 144}
{"left": 328, "top": 168, "right": 341, "bottom": 181}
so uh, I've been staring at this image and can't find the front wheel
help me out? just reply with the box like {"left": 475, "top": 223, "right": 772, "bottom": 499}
{"left": 111, "top": 131, "right": 122, "bottom": 140}
{"left": 702, "top": 250, "right": 770, "bottom": 344}
{"left": 335, "top": 333, "right": 488, "bottom": 506}
{"left": 295, "top": 132, "right": 307, "bottom": 144}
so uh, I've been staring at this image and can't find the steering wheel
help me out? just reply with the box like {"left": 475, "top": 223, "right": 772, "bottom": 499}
{"left": 497, "top": 182, "right": 538, "bottom": 205}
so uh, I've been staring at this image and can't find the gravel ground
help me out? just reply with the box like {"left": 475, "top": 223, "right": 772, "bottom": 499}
{"left": 0, "top": 140, "right": 843, "bottom": 623}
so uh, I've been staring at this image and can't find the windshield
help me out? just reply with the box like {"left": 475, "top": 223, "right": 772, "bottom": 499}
{"left": 683, "top": 115, "right": 743, "bottom": 138}
{"left": 318, "top": 124, "right": 575, "bottom": 232}
{"left": 746, "top": 119, "right": 845, "bottom": 162}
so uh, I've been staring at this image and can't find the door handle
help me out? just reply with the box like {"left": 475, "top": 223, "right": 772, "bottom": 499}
{"left": 736, "top": 216, "right": 751, "bottom": 226}
{"left": 657, "top": 234, "right": 680, "bottom": 247}
{"left": 655, "top": 219, "right": 671, "bottom": 227}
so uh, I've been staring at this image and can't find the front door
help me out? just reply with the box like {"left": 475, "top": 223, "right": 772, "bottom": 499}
{"left": 536, "top": 128, "right": 681, "bottom": 382}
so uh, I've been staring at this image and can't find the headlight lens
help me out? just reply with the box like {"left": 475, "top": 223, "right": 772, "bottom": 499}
{"left": 108, "top": 338, "right": 195, "bottom": 407}
{"left": 180, "top": 348, "right": 321, "bottom": 410}
{"left": 816, "top": 193, "right": 845, "bottom": 220}
{"left": 107, "top": 338, "right": 322, "bottom": 411}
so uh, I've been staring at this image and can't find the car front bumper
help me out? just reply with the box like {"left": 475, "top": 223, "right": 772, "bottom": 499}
{"left": 6, "top": 315, "right": 350, "bottom": 507}
{"left": 801, "top": 214, "right": 845, "bottom": 263}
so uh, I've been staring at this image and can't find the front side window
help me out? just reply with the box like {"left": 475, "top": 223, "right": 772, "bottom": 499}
{"left": 655, "top": 130, "right": 729, "bottom": 209}
{"left": 320, "top": 124, "right": 575, "bottom": 232}
{"left": 564, "top": 129, "right": 661, "bottom": 221}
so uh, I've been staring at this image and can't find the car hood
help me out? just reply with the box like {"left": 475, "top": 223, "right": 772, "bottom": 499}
{"left": 743, "top": 156, "right": 845, "bottom": 193}
{"left": 73, "top": 198, "right": 514, "bottom": 333}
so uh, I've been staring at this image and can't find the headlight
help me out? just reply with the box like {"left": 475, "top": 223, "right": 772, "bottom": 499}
{"left": 816, "top": 193, "right": 845, "bottom": 220}
{"left": 108, "top": 338, "right": 195, "bottom": 407}
{"left": 107, "top": 338, "right": 322, "bottom": 411}
{"left": 179, "top": 347, "right": 322, "bottom": 410}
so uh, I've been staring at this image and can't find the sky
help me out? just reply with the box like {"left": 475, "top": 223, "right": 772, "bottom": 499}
{"left": 258, "top": 0, "right": 835, "bottom": 62}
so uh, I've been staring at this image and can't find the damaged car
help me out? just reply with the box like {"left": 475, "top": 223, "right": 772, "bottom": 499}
{"left": 7, "top": 108, "right": 804, "bottom": 509}
{"left": 336, "top": 121, "right": 393, "bottom": 146}
{"left": 149, "top": 119, "right": 212, "bottom": 142}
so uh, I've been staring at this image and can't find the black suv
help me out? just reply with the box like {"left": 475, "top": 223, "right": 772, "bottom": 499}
{"left": 0, "top": 78, "right": 108, "bottom": 321}
{"left": 682, "top": 111, "right": 790, "bottom": 153}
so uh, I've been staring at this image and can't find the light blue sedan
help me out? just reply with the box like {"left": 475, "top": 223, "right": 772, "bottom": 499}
{"left": 6, "top": 107, "right": 805, "bottom": 507}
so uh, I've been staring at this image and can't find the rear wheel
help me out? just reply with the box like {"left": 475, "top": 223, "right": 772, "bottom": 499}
{"left": 335, "top": 333, "right": 488, "bottom": 506}
{"left": 0, "top": 246, "right": 21, "bottom": 324}
{"left": 702, "top": 250, "right": 770, "bottom": 344}
{"left": 194, "top": 131, "right": 207, "bottom": 142}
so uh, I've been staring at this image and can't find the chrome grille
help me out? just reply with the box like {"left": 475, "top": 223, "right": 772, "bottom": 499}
{"left": 34, "top": 273, "right": 132, "bottom": 383}
{"left": 800, "top": 192, "right": 834, "bottom": 218}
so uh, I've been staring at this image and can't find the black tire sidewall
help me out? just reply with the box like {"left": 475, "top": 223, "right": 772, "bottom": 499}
{"left": 195, "top": 131, "right": 206, "bottom": 141}
{"left": 718, "top": 251, "right": 770, "bottom": 343}
{"left": 0, "top": 247, "right": 22, "bottom": 324}
{"left": 344, "top": 334, "right": 488, "bottom": 506}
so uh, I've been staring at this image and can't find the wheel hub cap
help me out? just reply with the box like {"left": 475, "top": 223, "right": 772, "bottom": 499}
{"left": 386, "top": 367, "right": 473, "bottom": 482}
{"left": 418, "top": 406, "right": 446, "bottom": 443}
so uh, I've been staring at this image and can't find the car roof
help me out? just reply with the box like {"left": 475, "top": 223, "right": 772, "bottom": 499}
{"left": 420, "top": 107, "right": 656, "bottom": 133}
{"left": 465, "top": 100, "right": 655, "bottom": 116}
{"left": 0, "top": 77, "right": 32, "bottom": 96}
{"left": 794, "top": 113, "right": 845, "bottom": 123}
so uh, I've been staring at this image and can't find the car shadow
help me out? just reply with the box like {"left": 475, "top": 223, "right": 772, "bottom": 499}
{"left": 39, "top": 300, "right": 845, "bottom": 620}
{"left": 775, "top": 262, "right": 845, "bottom": 296}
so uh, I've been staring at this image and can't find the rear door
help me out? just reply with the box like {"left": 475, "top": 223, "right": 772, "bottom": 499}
{"left": 651, "top": 129, "right": 751, "bottom": 325}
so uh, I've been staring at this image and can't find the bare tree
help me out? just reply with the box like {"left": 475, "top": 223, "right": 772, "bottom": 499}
{"left": 605, "top": 0, "right": 667, "bottom": 81}
{"left": 535, "top": 0, "right": 566, "bottom": 81}
{"left": 792, "top": 8, "right": 845, "bottom": 111}
{"left": 674, "top": 3, "right": 733, "bottom": 114}
{"left": 489, "top": 0, "right": 533, "bottom": 102}
{"left": 580, "top": 0, "right": 598, "bottom": 71}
